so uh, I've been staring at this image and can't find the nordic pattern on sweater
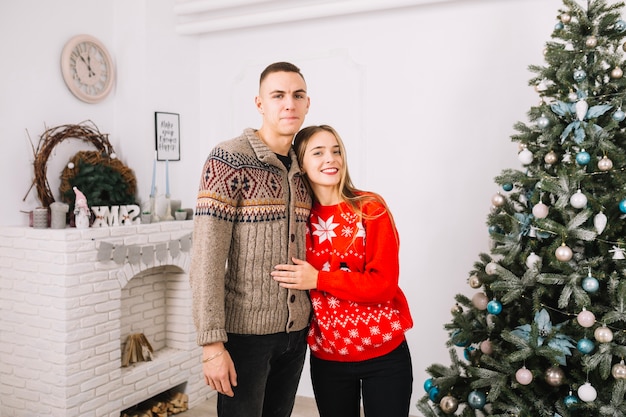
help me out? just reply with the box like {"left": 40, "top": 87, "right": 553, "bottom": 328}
{"left": 306, "top": 197, "right": 413, "bottom": 362}
{"left": 196, "top": 147, "right": 310, "bottom": 223}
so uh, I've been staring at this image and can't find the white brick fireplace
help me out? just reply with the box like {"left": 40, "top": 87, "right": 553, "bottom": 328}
{"left": 0, "top": 221, "right": 213, "bottom": 417}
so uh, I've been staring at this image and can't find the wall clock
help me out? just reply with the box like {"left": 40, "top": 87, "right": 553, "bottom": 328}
{"left": 61, "top": 34, "right": 115, "bottom": 104}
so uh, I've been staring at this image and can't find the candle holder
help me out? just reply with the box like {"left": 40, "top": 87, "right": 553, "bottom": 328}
{"left": 164, "top": 195, "right": 174, "bottom": 221}
{"left": 150, "top": 192, "right": 160, "bottom": 223}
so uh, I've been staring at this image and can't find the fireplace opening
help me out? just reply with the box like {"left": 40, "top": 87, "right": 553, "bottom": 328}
{"left": 120, "top": 382, "right": 189, "bottom": 417}
{"left": 120, "top": 265, "right": 188, "bottom": 367}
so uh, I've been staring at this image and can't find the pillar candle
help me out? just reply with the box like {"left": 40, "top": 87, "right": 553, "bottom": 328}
{"left": 165, "top": 159, "right": 170, "bottom": 197}
{"left": 150, "top": 152, "right": 156, "bottom": 197}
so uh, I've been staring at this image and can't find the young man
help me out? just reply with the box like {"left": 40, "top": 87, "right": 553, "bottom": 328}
{"left": 189, "top": 62, "right": 312, "bottom": 417}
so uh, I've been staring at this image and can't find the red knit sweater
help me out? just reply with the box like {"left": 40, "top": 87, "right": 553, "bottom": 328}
{"left": 306, "top": 195, "right": 413, "bottom": 362}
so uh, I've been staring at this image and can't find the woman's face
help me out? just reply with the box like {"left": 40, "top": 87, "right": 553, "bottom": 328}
{"left": 301, "top": 130, "right": 343, "bottom": 191}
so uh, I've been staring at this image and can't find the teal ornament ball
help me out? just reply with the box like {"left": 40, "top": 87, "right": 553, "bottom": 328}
{"left": 564, "top": 393, "right": 580, "bottom": 408}
{"left": 575, "top": 151, "right": 591, "bottom": 165}
{"left": 620, "top": 199, "right": 626, "bottom": 214}
{"left": 574, "top": 69, "right": 587, "bottom": 82}
{"left": 487, "top": 299, "right": 503, "bottom": 315}
{"left": 582, "top": 276, "right": 599, "bottom": 293}
{"left": 555, "top": 22, "right": 564, "bottom": 30}
{"left": 467, "top": 390, "right": 486, "bottom": 409}
{"left": 613, "top": 109, "right": 626, "bottom": 122}
{"left": 502, "top": 183, "right": 513, "bottom": 192}
{"left": 428, "top": 385, "right": 440, "bottom": 402}
{"left": 577, "top": 337, "right": 595, "bottom": 354}
{"left": 616, "top": 19, "right": 626, "bottom": 32}
{"left": 424, "top": 378, "right": 434, "bottom": 392}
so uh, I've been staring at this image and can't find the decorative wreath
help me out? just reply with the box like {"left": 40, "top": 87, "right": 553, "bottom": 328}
{"left": 28, "top": 120, "right": 136, "bottom": 210}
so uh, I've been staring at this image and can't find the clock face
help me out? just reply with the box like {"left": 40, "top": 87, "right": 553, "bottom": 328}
{"left": 61, "top": 35, "right": 115, "bottom": 103}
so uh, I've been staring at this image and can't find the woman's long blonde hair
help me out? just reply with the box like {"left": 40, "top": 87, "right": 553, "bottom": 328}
{"left": 294, "top": 125, "right": 396, "bottom": 231}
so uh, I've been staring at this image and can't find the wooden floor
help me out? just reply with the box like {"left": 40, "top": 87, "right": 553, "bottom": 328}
{"left": 180, "top": 394, "right": 320, "bottom": 417}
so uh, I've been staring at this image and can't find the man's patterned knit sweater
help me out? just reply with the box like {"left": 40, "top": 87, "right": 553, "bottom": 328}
{"left": 189, "top": 128, "right": 312, "bottom": 346}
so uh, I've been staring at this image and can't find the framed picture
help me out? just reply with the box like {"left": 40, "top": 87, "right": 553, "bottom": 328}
{"left": 155, "top": 112, "right": 180, "bottom": 161}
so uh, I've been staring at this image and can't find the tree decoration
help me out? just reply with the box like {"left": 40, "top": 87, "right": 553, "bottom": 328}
{"left": 577, "top": 382, "right": 597, "bottom": 402}
{"left": 439, "top": 395, "right": 459, "bottom": 414}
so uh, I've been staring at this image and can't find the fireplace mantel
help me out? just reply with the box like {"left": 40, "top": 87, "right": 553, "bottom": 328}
{"left": 0, "top": 222, "right": 212, "bottom": 417}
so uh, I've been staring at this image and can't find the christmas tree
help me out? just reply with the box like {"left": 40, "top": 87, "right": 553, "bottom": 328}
{"left": 417, "top": 1, "right": 626, "bottom": 416}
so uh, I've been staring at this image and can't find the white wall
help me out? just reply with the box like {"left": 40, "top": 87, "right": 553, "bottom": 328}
{"left": 0, "top": 0, "right": 565, "bottom": 413}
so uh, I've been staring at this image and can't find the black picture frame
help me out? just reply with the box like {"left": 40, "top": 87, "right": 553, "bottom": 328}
{"left": 155, "top": 112, "right": 180, "bottom": 161}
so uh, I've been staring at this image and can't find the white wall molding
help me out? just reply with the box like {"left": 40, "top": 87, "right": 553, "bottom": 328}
{"left": 174, "top": 0, "right": 451, "bottom": 35}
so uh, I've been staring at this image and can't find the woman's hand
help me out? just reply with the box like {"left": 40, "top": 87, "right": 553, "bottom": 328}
{"left": 272, "top": 257, "right": 319, "bottom": 290}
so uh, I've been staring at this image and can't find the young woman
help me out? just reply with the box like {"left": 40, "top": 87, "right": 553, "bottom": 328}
{"left": 272, "top": 125, "right": 413, "bottom": 417}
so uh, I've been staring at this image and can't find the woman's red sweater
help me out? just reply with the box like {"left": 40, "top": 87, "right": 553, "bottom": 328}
{"left": 306, "top": 195, "right": 413, "bottom": 362}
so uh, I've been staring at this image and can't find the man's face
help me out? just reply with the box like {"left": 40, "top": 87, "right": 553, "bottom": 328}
{"left": 256, "top": 71, "right": 310, "bottom": 137}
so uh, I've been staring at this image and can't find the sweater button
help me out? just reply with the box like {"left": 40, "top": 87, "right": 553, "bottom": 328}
{"left": 288, "top": 321, "right": 294, "bottom": 329}
{"left": 290, "top": 294, "right": 296, "bottom": 303}
{"left": 290, "top": 233, "right": 295, "bottom": 242}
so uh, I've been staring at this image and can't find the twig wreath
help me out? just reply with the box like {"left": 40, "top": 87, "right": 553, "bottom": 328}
{"left": 26, "top": 120, "right": 136, "bottom": 209}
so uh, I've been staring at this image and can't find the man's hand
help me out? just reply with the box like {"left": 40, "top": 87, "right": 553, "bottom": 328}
{"left": 202, "top": 343, "right": 237, "bottom": 397}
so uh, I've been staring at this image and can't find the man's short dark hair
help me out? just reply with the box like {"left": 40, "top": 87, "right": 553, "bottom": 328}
{"left": 260, "top": 62, "right": 305, "bottom": 85}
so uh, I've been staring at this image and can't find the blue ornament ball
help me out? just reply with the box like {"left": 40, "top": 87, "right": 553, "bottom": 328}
{"left": 577, "top": 337, "right": 595, "bottom": 354}
{"left": 424, "top": 378, "right": 434, "bottom": 392}
{"left": 488, "top": 225, "right": 502, "bottom": 235}
{"left": 575, "top": 151, "right": 591, "bottom": 165}
{"left": 564, "top": 393, "right": 580, "bottom": 408}
{"left": 487, "top": 299, "right": 503, "bottom": 315}
{"left": 616, "top": 19, "right": 626, "bottom": 33}
{"left": 613, "top": 109, "right": 626, "bottom": 122}
{"left": 502, "top": 183, "right": 514, "bottom": 192}
{"left": 574, "top": 69, "right": 587, "bottom": 82}
{"left": 467, "top": 390, "right": 486, "bottom": 409}
{"left": 463, "top": 345, "right": 477, "bottom": 361}
{"left": 555, "top": 22, "right": 564, "bottom": 30}
{"left": 620, "top": 199, "right": 626, "bottom": 214}
{"left": 429, "top": 386, "right": 440, "bottom": 402}
{"left": 452, "top": 330, "right": 469, "bottom": 347}
{"left": 582, "top": 276, "right": 599, "bottom": 293}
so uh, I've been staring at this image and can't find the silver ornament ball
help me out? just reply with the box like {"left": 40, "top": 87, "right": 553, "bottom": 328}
{"left": 598, "top": 156, "right": 613, "bottom": 171}
{"left": 545, "top": 366, "right": 565, "bottom": 386}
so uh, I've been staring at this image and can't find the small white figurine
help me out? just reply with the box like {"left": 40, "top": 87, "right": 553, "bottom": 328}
{"left": 73, "top": 186, "right": 91, "bottom": 229}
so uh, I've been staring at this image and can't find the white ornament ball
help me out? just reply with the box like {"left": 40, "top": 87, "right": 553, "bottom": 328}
{"left": 570, "top": 190, "right": 588, "bottom": 209}
{"left": 518, "top": 149, "right": 534, "bottom": 165}
{"left": 515, "top": 367, "right": 533, "bottom": 385}
{"left": 577, "top": 382, "right": 597, "bottom": 402}
{"left": 594, "top": 326, "right": 614, "bottom": 343}
{"left": 598, "top": 156, "right": 613, "bottom": 171}
{"left": 612, "top": 67, "right": 624, "bottom": 79}
{"left": 555, "top": 244, "right": 573, "bottom": 262}
{"left": 472, "top": 292, "right": 489, "bottom": 310}
{"left": 577, "top": 309, "right": 596, "bottom": 328}
{"left": 67, "top": 162, "right": 75, "bottom": 169}
{"left": 110, "top": 152, "right": 117, "bottom": 160}
{"left": 532, "top": 202, "right": 549, "bottom": 219}
{"left": 485, "top": 262, "right": 498, "bottom": 275}
{"left": 526, "top": 252, "right": 541, "bottom": 269}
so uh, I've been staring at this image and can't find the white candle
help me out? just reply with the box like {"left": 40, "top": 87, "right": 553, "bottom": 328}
{"left": 150, "top": 152, "right": 157, "bottom": 197}
{"left": 165, "top": 159, "right": 170, "bottom": 197}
